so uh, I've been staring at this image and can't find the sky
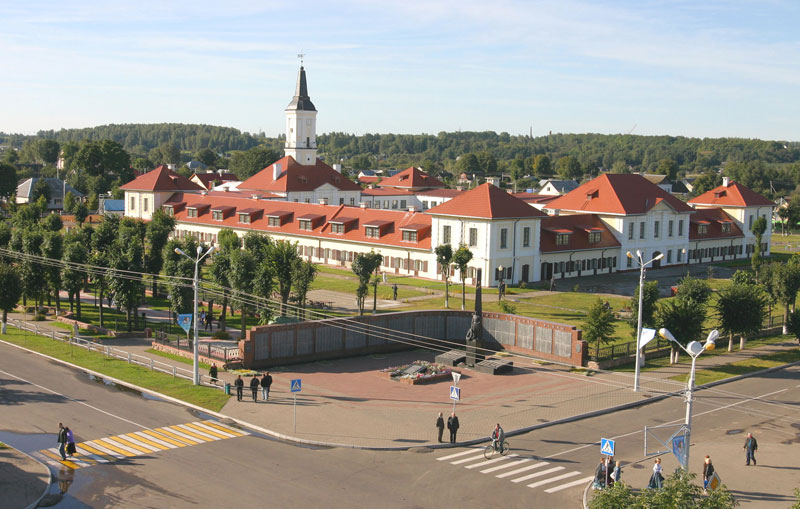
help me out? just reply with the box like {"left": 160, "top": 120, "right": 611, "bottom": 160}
{"left": 1, "top": 0, "right": 799, "bottom": 140}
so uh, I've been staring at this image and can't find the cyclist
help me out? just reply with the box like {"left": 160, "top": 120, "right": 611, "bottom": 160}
{"left": 491, "top": 423, "right": 505, "bottom": 452}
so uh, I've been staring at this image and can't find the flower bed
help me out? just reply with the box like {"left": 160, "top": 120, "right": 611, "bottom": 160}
{"left": 380, "top": 360, "right": 455, "bottom": 385}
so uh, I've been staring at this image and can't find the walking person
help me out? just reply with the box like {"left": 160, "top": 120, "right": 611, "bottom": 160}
{"left": 744, "top": 432, "right": 758, "bottom": 466}
{"left": 703, "top": 455, "right": 715, "bottom": 493}
{"left": 57, "top": 423, "right": 68, "bottom": 461}
{"left": 234, "top": 375, "right": 244, "bottom": 401}
{"left": 610, "top": 460, "right": 622, "bottom": 487}
{"left": 447, "top": 412, "right": 460, "bottom": 443}
{"left": 593, "top": 458, "right": 607, "bottom": 490}
{"left": 392, "top": 284, "right": 398, "bottom": 300}
{"left": 209, "top": 364, "right": 218, "bottom": 385}
{"left": 261, "top": 372, "right": 273, "bottom": 401}
{"left": 435, "top": 412, "right": 445, "bottom": 443}
{"left": 603, "top": 456, "right": 614, "bottom": 488}
{"left": 249, "top": 374, "right": 260, "bottom": 402}
{"left": 65, "top": 427, "right": 76, "bottom": 457}
{"left": 647, "top": 457, "right": 663, "bottom": 489}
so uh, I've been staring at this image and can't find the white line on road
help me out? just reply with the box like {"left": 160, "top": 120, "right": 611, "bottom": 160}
{"left": 466, "top": 454, "right": 518, "bottom": 469}
{"left": 437, "top": 449, "right": 481, "bottom": 461}
{"left": 451, "top": 453, "right": 490, "bottom": 465}
{"left": 496, "top": 461, "right": 549, "bottom": 478}
{"left": 481, "top": 457, "right": 530, "bottom": 474}
{"left": 527, "top": 471, "right": 581, "bottom": 489}
{"left": 511, "top": 466, "right": 563, "bottom": 483}
{"left": 544, "top": 476, "right": 594, "bottom": 493}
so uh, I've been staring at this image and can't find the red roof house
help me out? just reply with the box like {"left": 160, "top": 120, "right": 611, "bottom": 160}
{"left": 426, "top": 183, "right": 547, "bottom": 219}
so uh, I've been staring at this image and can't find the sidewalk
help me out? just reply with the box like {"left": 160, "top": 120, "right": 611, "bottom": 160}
{"left": 0, "top": 444, "right": 50, "bottom": 509}
{"left": 9, "top": 312, "right": 798, "bottom": 449}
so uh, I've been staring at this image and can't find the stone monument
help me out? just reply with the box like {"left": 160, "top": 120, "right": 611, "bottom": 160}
{"left": 465, "top": 269, "right": 483, "bottom": 367}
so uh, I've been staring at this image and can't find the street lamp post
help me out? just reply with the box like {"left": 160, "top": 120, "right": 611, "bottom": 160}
{"left": 627, "top": 250, "right": 664, "bottom": 392}
{"left": 498, "top": 265, "right": 504, "bottom": 300}
{"left": 175, "top": 245, "right": 215, "bottom": 385}
{"left": 658, "top": 328, "right": 718, "bottom": 470}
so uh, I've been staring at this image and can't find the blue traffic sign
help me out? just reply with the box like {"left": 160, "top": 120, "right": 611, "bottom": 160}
{"left": 290, "top": 379, "right": 302, "bottom": 393}
{"left": 672, "top": 434, "right": 687, "bottom": 467}
{"left": 600, "top": 438, "right": 615, "bottom": 456}
{"left": 177, "top": 314, "right": 192, "bottom": 334}
{"left": 449, "top": 386, "right": 460, "bottom": 401}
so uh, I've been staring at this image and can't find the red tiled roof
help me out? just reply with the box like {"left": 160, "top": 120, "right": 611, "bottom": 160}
{"left": 688, "top": 181, "right": 774, "bottom": 207}
{"left": 417, "top": 189, "right": 464, "bottom": 198}
{"left": 239, "top": 156, "right": 361, "bottom": 193}
{"left": 358, "top": 176, "right": 379, "bottom": 184}
{"left": 120, "top": 165, "right": 205, "bottom": 192}
{"left": 688, "top": 208, "right": 744, "bottom": 240}
{"left": 361, "top": 188, "right": 414, "bottom": 196}
{"left": 511, "top": 192, "right": 560, "bottom": 205}
{"left": 164, "top": 194, "right": 431, "bottom": 249}
{"left": 540, "top": 214, "right": 621, "bottom": 253}
{"left": 546, "top": 174, "right": 693, "bottom": 215}
{"left": 191, "top": 172, "right": 237, "bottom": 190}
{"left": 378, "top": 167, "right": 445, "bottom": 189}
{"left": 426, "top": 183, "right": 547, "bottom": 219}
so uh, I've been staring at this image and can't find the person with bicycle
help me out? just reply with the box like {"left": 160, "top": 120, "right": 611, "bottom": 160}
{"left": 491, "top": 423, "right": 505, "bottom": 452}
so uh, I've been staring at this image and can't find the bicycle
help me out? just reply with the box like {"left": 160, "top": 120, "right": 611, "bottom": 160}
{"left": 483, "top": 440, "right": 510, "bottom": 459}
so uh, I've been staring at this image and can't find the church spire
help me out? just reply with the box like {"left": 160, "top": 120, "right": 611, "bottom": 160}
{"left": 284, "top": 65, "right": 318, "bottom": 165}
{"left": 286, "top": 66, "right": 316, "bottom": 112}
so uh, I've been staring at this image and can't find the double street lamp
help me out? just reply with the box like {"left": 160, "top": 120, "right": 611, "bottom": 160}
{"left": 658, "top": 328, "right": 718, "bottom": 470}
{"left": 627, "top": 250, "right": 664, "bottom": 392}
{"left": 175, "top": 245, "right": 215, "bottom": 385}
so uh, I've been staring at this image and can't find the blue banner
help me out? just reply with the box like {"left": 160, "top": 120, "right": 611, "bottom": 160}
{"left": 177, "top": 314, "right": 193, "bottom": 334}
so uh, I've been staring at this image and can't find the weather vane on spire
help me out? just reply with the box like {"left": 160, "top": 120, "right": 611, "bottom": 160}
{"left": 297, "top": 51, "right": 305, "bottom": 66}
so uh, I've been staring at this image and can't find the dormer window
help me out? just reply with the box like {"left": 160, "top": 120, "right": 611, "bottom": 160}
{"left": 721, "top": 222, "right": 731, "bottom": 233}
{"left": 187, "top": 207, "right": 198, "bottom": 218}
{"left": 164, "top": 205, "right": 174, "bottom": 217}
{"left": 239, "top": 213, "right": 251, "bottom": 224}
{"left": 698, "top": 224, "right": 708, "bottom": 235}
{"left": 402, "top": 230, "right": 417, "bottom": 242}
{"left": 556, "top": 233, "right": 570, "bottom": 246}
{"left": 212, "top": 210, "right": 224, "bottom": 221}
{"left": 586, "top": 189, "right": 599, "bottom": 199}
{"left": 331, "top": 223, "right": 344, "bottom": 234}
{"left": 588, "top": 231, "right": 602, "bottom": 244}
{"left": 299, "top": 219, "right": 312, "bottom": 231}
{"left": 365, "top": 226, "right": 380, "bottom": 238}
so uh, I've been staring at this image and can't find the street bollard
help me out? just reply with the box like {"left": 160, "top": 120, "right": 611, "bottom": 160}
{"left": 150, "top": 359, "right": 154, "bottom": 371}
{"left": 127, "top": 352, "right": 131, "bottom": 364}
{"left": 172, "top": 366, "right": 176, "bottom": 378}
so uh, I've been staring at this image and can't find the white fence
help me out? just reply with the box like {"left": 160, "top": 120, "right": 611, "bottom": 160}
{"left": 8, "top": 318, "right": 224, "bottom": 390}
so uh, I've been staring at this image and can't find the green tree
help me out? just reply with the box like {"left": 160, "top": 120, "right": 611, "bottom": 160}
{"left": 533, "top": 154, "right": 552, "bottom": 178}
{"left": 229, "top": 247, "right": 257, "bottom": 332}
{"left": 196, "top": 148, "right": 218, "bottom": 167}
{"left": 351, "top": 251, "right": 382, "bottom": 316}
{"left": 655, "top": 298, "right": 706, "bottom": 363}
{"left": 62, "top": 235, "right": 88, "bottom": 319}
{"left": 162, "top": 238, "right": 197, "bottom": 321}
{"left": 293, "top": 259, "right": 318, "bottom": 318}
{"left": 63, "top": 191, "right": 76, "bottom": 214}
{"left": 456, "top": 153, "right": 481, "bottom": 175}
{"left": 150, "top": 142, "right": 181, "bottom": 166}
{"left": 675, "top": 275, "right": 712, "bottom": 306}
{"left": 555, "top": 155, "right": 582, "bottom": 180}
{"left": 229, "top": 145, "right": 280, "bottom": 180}
{"left": 452, "top": 244, "right": 473, "bottom": 310}
{"left": 209, "top": 229, "right": 240, "bottom": 329}
{"left": 268, "top": 240, "right": 301, "bottom": 316}
{"left": 20, "top": 229, "right": 47, "bottom": 313}
{"left": 435, "top": 244, "right": 454, "bottom": 309}
{"left": 109, "top": 218, "right": 146, "bottom": 331}
{"left": 476, "top": 151, "right": 498, "bottom": 174}
{"left": 611, "top": 160, "right": 630, "bottom": 174}
{"left": 34, "top": 139, "right": 60, "bottom": 165}
{"left": 73, "top": 140, "right": 131, "bottom": 177}
{"left": 750, "top": 216, "right": 767, "bottom": 275}
{"left": 691, "top": 171, "right": 722, "bottom": 195}
{"left": 41, "top": 231, "right": 63, "bottom": 312}
{"left": 41, "top": 212, "right": 63, "bottom": 232}
{"left": 31, "top": 178, "right": 51, "bottom": 203}
{"left": 715, "top": 281, "right": 767, "bottom": 351}
{"left": 90, "top": 215, "right": 119, "bottom": 327}
{"left": 0, "top": 264, "right": 23, "bottom": 333}
{"left": 628, "top": 280, "right": 660, "bottom": 335}
{"left": 0, "top": 162, "right": 16, "bottom": 200}
{"left": 583, "top": 298, "right": 616, "bottom": 360}
{"left": 591, "top": 469, "right": 738, "bottom": 508}
{"left": 655, "top": 158, "right": 678, "bottom": 180}
{"left": 145, "top": 209, "right": 175, "bottom": 297}
{"left": 73, "top": 201, "right": 89, "bottom": 226}
{"left": 770, "top": 262, "right": 800, "bottom": 335}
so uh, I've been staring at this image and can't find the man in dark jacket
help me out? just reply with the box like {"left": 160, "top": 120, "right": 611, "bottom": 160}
{"left": 436, "top": 412, "right": 445, "bottom": 442}
{"left": 447, "top": 412, "right": 460, "bottom": 443}
{"left": 234, "top": 375, "right": 244, "bottom": 401}
{"left": 702, "top": 455, "right": 715, "bottom": 493}
{"left": 57, "top": 422, "right": 68, "bottom": 460}
{"left": 250, "top": 374, "right": 260, "bottom": 402}
{"left": 261, "top": 372, "right": 273, "bottom": 401}
{"left": 744, "top": 433, "right": 758, "bottom": 465}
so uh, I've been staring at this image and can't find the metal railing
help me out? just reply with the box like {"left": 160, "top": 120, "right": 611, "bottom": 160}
{"left": 152, "top": 333, "right": 241, "bottom": 363}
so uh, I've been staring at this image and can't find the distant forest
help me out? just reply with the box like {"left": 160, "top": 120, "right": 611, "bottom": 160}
{"left": 3, "top": 123, "right": 800, "bottom": 198}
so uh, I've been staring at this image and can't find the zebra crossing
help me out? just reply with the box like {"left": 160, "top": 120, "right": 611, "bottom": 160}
{"left": 33, "top": 420, "right": 248, "bottom": 469}
{"left": 436, "top": 447, "right": 594, "bottom": 494}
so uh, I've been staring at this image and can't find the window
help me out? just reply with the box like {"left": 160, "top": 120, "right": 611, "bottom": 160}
{"left": 667, "top": 250, "right": 672, "bottom": 263}
{"left": 383, "top": 200, "right": 389, "bottom": 208}
{"left": 628, "top": 223, "right": 634, "bottom": 240}
{"left": 305, "top": 198, "right": 310, "bottom": 203}
{"left": 469, "top": 228, "right": 478, "bottom": 247}
{"left": 268, "top": 216, "right": 280, "bottom": 227}
{"left": 339, "top": 198, "right": 344, "bottom": 205}
{"left": 373, "top": 201, "right": 380, "bottom": 209}
{"left": 627, "top": 256, "right": 632, "bottom": 268}
{"left": 677, "top": 249, "right": 683, "bottom": 262}
{"left": 422, "top": 201, "right": 429, "bottom": 210}
{"left": 523, "top": 227, "right": 531, "bottom": 247}
{"left": 187, "top": 208, "right": 198, "bottom": 218}
{"left": 654, "top": 221, "right": 660, "bottom": 238}
{"left": 678, "top": 219, "right": 684, "bottom": 236}
{"left": 500, "top": 228, "right": 508, "bottom": 249}
{"left": 365, "top": 226, "right": 380, "bottom": 238}
{"left": 130, "top": 196, "right": 135, "bottom": 210}
{"left": 443, "top": 225, "right": 451, "bottom": 244}
{"left": 330, "top": 223, "right": 344, "bottom": 234}
{"left": 143, "top": 198, "right": 148, "bottom": 212}
{"left": 722, "top": 222, "right": 731, "bottom": 233}
{"left": 698, "top": 224, "right": 708, "bottom": 235}
{"left": 164, "top": 206, "right": 174, "bottom": 217}
{"left": 639, "top": 222, "right": 645, "bottom": 239}
{"left": 239, "top": 213, "right": 251, "bottom": 224}
{"left": 556, "top": 233, "right": 570, "bottom": 246}
{"left": 212, "top": 210, "right": 223, "bottom": 221}
{"left": 588, "top": 231, "right": 601, "bottom": 244}
{"left": 748, "top": 215, "right": 753, "bottom": 230}
{"left": 392, "top": 200, "right": 398, "bottom": 209}
{"left": 350, "top": 198, "right": 355, "bottom": 205}
{"left": 299, "top": 219, "right": 312, "bottom": 231}
{"left": 668, "top": 220, "right": 673, "bottom": 237}
{"left": 402, "top": 230, "right": 417, "bottom": 242}
{"left": 400, "top": 200, "right": 407, "bottom": 209}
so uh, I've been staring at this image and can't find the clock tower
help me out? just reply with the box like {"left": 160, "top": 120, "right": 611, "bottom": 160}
{"left": 284, "top": 66, "right": 318, "bottom": 165}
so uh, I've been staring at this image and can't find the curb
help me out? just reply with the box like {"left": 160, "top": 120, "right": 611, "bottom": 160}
{"left": 12, "top": 445, "right": 52, "bottom": 509}
{"left": 2, "top": 336, "right": 798, "bottom": 453}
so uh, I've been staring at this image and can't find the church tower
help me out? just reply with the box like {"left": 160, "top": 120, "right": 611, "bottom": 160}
{"left": 284, "top": 66, "right": 318, "bottom": 165}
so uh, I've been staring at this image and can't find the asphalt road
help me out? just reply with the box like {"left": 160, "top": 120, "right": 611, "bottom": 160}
{"left": 1, "top": 342, "right": 798, "bottom": 508}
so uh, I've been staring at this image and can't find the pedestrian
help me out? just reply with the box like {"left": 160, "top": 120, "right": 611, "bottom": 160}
{"left": 65, "top": 427, "right": 76, "bottom": 457}
{"left": 235, "top": 375, "right": 244, "bottom": 401}
{"left": 57, "top": 423, "right": 68, "bottom": 461}
{"left": 744, "top": 432, "right": 758, "bottom": 466}
{"left": 199, "top": 310, "right": 206, "bottom": 328}
{"left": 647, "top": 457, "right": 663, "bottom": 489}
{"left": 593, "top": 458, "right": 607, "bottom": 490}
{"left": 436, "top": 412, "right": 445, "bottom": 443}
{"left": 261, "top": 371, "right": 273, "bottom": 401}
{"left": 610, "top": 460, "right": 622, "bottom": 486}
{"left": 603, "top": 456, "right": 614, "bottom": 487}
{"left": 447, "top": 412, "right": 459, "bottom": 443}
{"left": 205, "top": 311, "right": 212, "bottom": 331}
{"left": 703, "top": 455, "right": 715, "bottom": 493}
{"left": 209, "top": 364, "right": 218, "bottom": 385}
{"left": 392, "top": 284, "right": 398, "bottom": 300}
{"left": 250, "top": 374, "right": 260, "bottom": 402}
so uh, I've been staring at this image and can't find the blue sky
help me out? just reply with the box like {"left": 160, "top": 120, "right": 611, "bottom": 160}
{"left": 2, "top": 0, "right": 798, "bottom": 140}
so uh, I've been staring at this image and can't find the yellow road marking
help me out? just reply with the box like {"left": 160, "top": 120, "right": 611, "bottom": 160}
{"left": 140, "top": 430, "right": 187, "bottom": 448}
{"left": 78, "top": 443, "right": 120, "bottom": 461}
{"left": 182, "top": 422, "right": 231, "bottom": 439}
{"left": 154, "top": 427, "right": 203, "bottom": 445}
{"left": 200, "top": 420, "right": 246, "bottom": 436}
{"left": 93, "top": 438, "right": 137, "bottom": 457}
{"left": 166, "top": 425, "right": 214, "bottom": 442}
{"left": 110, "top": 435, "right": 158, "bottom": 454}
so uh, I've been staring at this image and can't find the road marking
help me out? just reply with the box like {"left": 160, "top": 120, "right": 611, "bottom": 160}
{"left": 527, "top": 471, "right": 581, "bottom": 489}
{"left": 153, "top": 427, "right": 200, "bottom": 445}
{"left": 200, "top": 420, "right": 246, "bottom": 436}
{"left": 189, "top": 422, "right": 237, "bottom": 438}
{"left": 466, "top": 453, "right": 519, "bottom": 469}
{"left": 169, "top": 425, "right": 216, "bottom": 443}
{"left": 544, "top": 476, "right": 595, "bottom": 493}
{"left": 78, "top": 442, "right": 123, "bottom": 460}
{"left": 74, "top": 445, "right": 111, "bottom": 463}
{"left": 139, "top": 430, "right": 187, "bottom": 448}
{"left": 451, "top": 453, "right": 489, "bottom": 465}
{"left": 481, "top": 457, "right": 530, "bottom": 474}
{"left": 511, "top": 466, "right": 564, "bottom": 483}
{"left": 174, "top": 423, "right": 220, "bottom": 441}
{"left": 128, "top": 432, "right": 175, "bottom": 450}
{"left": 437, "top": 449, "right": 481, "bottom": 461}
{"left": 94, "top": 438, "right": 139, "bottom": 456}
{"left": 497, "top": 461, "right": 549, "bottom": 478}
{"left": 108, "top": 435, "right": 157, "bottom": 454}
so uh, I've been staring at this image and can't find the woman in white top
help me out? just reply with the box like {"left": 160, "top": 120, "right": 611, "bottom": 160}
{"left": 648, "top": 457, "right": 664, "bottom": 489}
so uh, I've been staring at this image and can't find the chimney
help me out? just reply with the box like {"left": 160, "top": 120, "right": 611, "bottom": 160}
{"left": 408, "top": 206, "right": 417, "bottom": 212}
{"left": 318, "top": 198, "right": 328, "bottom": 205}
{"left": 359, "top": 202, "right": 367, "bottom": 209}
{"left": 251, "top": 194, "right": 260, "bottom": 200}
{"left": 722, "top": 176, "right": 729, "bottom": 187}
{"left": 333, "top": 163, "right": 342, "bottom": 174}
{"left": 272, "top": 163, "right": 282, "bottom": 181}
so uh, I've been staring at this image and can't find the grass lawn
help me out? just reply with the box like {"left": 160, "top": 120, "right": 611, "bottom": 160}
{"left": 146, "top": 348, "right": 213, "bottom": 371}
{"left": 1, "top": 327, "right": 229, "bottom": 412}
{"left": 310, "top": 275, "right": 427, "bottom": 299}
{"left": 671, "top": 348, "right": 800, "bottom": 385}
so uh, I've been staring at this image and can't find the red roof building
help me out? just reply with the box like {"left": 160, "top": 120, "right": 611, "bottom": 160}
{"left": 119, "top": 165, "right": 204, "bottom": 192}
{"left": 540, "top": 214, "right": 621, "bottom": 253}
{"left": 190, "top": 172, "right": 238, "bottom": 191}
{"left": 427, "top": 183, "right": 547, "bottom": 219}
{"left": 378, "top": 167, "right": 445, "bottom": 191}
{"left": 688, "top": 180, "right": 774, "bottom": 208}
{"left": 239, "top": 156, "right": 362, "bottom": 194}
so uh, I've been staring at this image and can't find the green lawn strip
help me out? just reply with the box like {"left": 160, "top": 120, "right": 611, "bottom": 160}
{"left": 310, "top": 275, "right": 427, "bottom": 299}
{"left": 1, "top": 327, "right": 229, "bottom": 412}
{"left": 145, "top": 348, "right": 212, "bottom": 371}
{"left": 669, "top": 348, "right": 800, "bottom": 385}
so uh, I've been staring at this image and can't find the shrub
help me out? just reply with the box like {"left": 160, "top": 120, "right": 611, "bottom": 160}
{"left": 212, "top": 330, "right": 231, "bottom": 340}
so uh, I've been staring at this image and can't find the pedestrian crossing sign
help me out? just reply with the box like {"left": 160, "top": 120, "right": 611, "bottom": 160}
{"left": 600, "top": 438, "right": 615, "bottom": 456}
{"left": 290, "top": 379, "right": 302, "bottom": 393}
{"left": 449, "top": 386, "right": 460, "bottom": 401}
